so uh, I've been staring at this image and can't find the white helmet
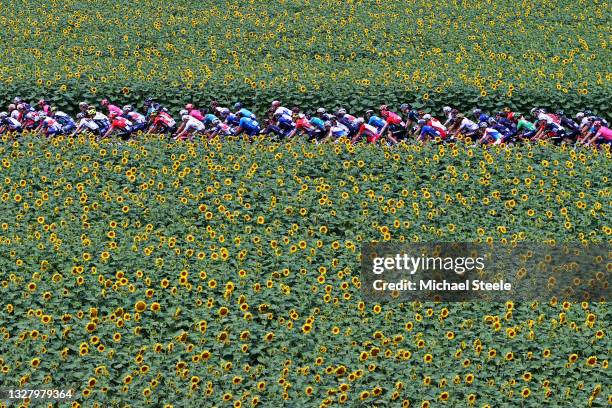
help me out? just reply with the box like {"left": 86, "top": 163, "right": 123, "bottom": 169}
{"left": 423, "top": 114, "right": 432, "bottom": 120}
{"left": 355, "top": 117, "right": 364, "bottom": 124}
{"left": 576, "top": 112, "right": 585, "bottom": 119}
{"left": 337, "top": 108, "right": 347, "bottom": 115}
{"left": 316, "top": 108, "right": 326, "bottom": 114}
{"left": 181, "top": 115, "right": 191, "bottom": 122}
{"left": 123, "top": 105, "right": 133, "bottom": 112}
{"left": 443, "top": 106, "right": 451, "bottom": 113}
{"left": 179, "top": 109, "right": 188, "bottom": 117}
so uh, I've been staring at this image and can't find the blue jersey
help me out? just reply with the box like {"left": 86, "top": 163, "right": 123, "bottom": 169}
{"left": 239, "top": 117, "right": 259, "bottom": 133}
{"left": 310, "top": 117, "right": 325, "bottom": 131}
{"left": 226, "top": 113, "right": 240, "bottom": 126}
{"left": 278, "top": 114, "right": 295, "bottom": 129}
{"left": 368, "top": 116, "right": 386, "bottom": 131}
{"left": 203, "top": 114, "right": 219, "bottom": 126}
{"left": 478, "top": 113, "right": 489, "bottom": 123}
{"left": 237, "top": 108, "right": 254, "bottom": 119}
{"left": 420, "top": 125, "right": 440, "bottom": 138}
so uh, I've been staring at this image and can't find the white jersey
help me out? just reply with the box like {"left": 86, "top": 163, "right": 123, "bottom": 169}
{"left": 537, "top": 112, "right": 554, "bottom": 124}
{"left": 215, "top": 107, "right": 230, "bottom": 116}
{"left": 459, "top": 117, "right": 479, "bottom": 132}
{"left": 274, "top": 106, "right": 293, "bottom": 117}
{"left": 3, "top": 117, "right": 22, "bottom": 129}
{"left": 126, "top": 111, "right": 146, "bottom": 124}
{"left": 78, "top": 118, "right": 99, "bottom": 131}
{"left": 42, "top": 117, "right": 62, "bottom": 131}
{"left": 184, "top": 116, "right": 205, "bottom": 132}
{"left": 10, "top": 110, "right": 19, "bottom": 120}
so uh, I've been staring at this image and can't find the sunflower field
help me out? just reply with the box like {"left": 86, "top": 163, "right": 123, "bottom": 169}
{"left": 0, "top": 133, "right": 610, "bottom": 407}
{"left": 0, "top": 0, "right": 610, "bottom": 116}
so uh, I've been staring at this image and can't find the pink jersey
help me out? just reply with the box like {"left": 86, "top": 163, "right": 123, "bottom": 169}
{"left": 596, "top": 126, "right": 612, "bottom": 141}
{"left": 108, "top": 104, "right": 124, "bottom": 116}
{"left": 188, "top": 109, "right": 205, "bottom": 121}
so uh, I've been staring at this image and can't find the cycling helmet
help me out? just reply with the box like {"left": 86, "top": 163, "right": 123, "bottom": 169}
{"left": 0, "top": 112, "right": 7, "bottom": 119}
{"left": 179, "top": 109, "right": 188, "bottom": 117}
{"left": 16, "top": 103, "right": 25, "bottom": 110}
{"left": 13, "top": 97, "right": 22, "bottom": 104}
{"left": 399, "top": 103, "right": 411, "bottom": 111}
{"left": 479, "top": 122, "right": 488, "bottom": 128}
{"left": 456, "top": 113, "right": 464, "bottom": 119}
{"left": 50, "top": 106, "right": 57, "bottom": 113}
{"left": 423, "top": 114, "right": 432, "bottom": 120}
{"left": 123, "top": 105, "right": 133, "bottom": 112}
{"left": 487, "top": 118, "right": 497, "bottom": 125}
{"left": 576, "top": 112, "right": 584, "bottom": 119}
{"left": 379, "top": 105, "right": 388, "bottom": 112}
{"left": 417, "top": 119, "right": 426, "bottom": 125}
{"left": 529, "top": 108, "right": 538, "bottom": 116}
{"left": 584, "top": 110, "right": 592, "bottom": 116}
{"left": 316, "top": 107, "right": 326, "bottom": 114}
{"left": 101, "top": 99, "right": 109, "bottom": 106}
{"left": 473, "top": 108, "right": 482, "bottom": 114}
{"left": 38, "top": 99, "right": 46, "bottom": 106}
{"left": 271, "top": 100, "right": 280, "bottom": 107}
{"left": 298, "top": 113, "right": 305, "bottom": 119}
{"left": 555, "top": 110, "right": 564, "bottom": 117}
{"left": 365, "top": 109, "right": 374, "bottom": 116}
{"left": 79, "top": 102, "right": 89, "bottom": 109}
{"left": 184, "top": 103, "right": 194, "bottom": 110}
{"left": 8, "top": 104, "right": 15, "bottom": 111}
{"left": 324, "top": 121, "right": 332, "bottom": 128}
{"left": 87, "top": 108, "right": 96, "bottom": 116}
{"left": 443, "top": 106, "right": 451, "bottom": 113}
{"left": 182, "top": 115, "right": 191, "bottom": 122}
{"left": 234, "top": 102, "right": 242, "bottom": 110}
{"left": 144, "top": 97, "right": 153, "bottom": 105}
{"left": 337, "top": 108, "right": 347, "bottom": 115}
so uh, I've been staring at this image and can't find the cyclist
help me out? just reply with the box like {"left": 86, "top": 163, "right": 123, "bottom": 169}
{"left": 101, "top": 112, "right": 134, "bottom": 140}
{"left": 38, "top": 99, "right": 51, "bottom": 115}
{"left": 36, "top": 114, "right": 63, "bottom": 138}
{"left": 101, "top": 99, "right": 124, "bottom": 116}
{"left": 173, "top": 110, "right": 206, "bottom": 141}
{"left": 449, "top": 113, "right": 479, "bottom": 141}
{"left": 184, "top": 103, "right": 205, "bottom": 121}
{"left": 320, "top": 116, "right": 349, "bottom": 143}
{"left": 234, "top": 111, "right": 261, "bottom": 139}
{"left": 352, "top": 117, "right": 383, "bottom": 144}
{"left": 400, "top": 103, "right": 420, "bottom": 132}
{"left": 0, "top": 112, "right": 22, "bottom": 134}
{"left": 50, "top": 107, "right": 76, "bottom": 135}
{"left": 211, "top": 101, "right": 230, "bottom": 117}
{"left": 148, "top": 110, "right": 176, "bottom": 134}
{"left": 234, "top": 103, "right": 257, "bottom": 120}
{"left": 271, "top": 101, "right": 293, "bottom": 118}
{"left": 294, "top": 113, "right": 316, "bottom": 139}
{"left": 582, "top": 121, "right": 612, "bottom": 147}
{"left": 336, "top": 109, "right": 360, "bottom": 137}
{"left": 379, "top": 105, "right": 405, "bottom": 142}
{"left": 422, "top": 113, "right": 447, "bottom": 139}
{"left": 71, "top": 112, "right": 101, "bottom": 136}
{"left": 207, "top": 118, "right": 234, "bottom": 139}
{"left": 88, "top": 108, "right": 111, "bottom": 136}
{"left": 472, "top": 108, "right": 489, "bottom": 123}
{"left": 555, "top": 110, "right": 581, "bottom": 140}
{"left": 122, "top": 105, "right": 147, "bottom": 133}
{"left": 416, "top": 119, "right": 443, "bottom": 143}
{"left": 475, "top": 122, "right": 503, "bottom": 146}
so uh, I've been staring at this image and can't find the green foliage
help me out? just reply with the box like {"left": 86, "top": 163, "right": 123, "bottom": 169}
{"left": 0, "top": 134, "right": 609, "bottom": 406}
{"left": 0, "top": 0, "right": 609, "bottom": 117}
